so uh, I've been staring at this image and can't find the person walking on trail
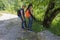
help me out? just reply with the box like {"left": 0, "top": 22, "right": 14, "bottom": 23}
{"left": 25, "top": 4, "right": 36, "bottom": 30}
{"left": 17, "top": 5, "right": 27, "bottom": 29}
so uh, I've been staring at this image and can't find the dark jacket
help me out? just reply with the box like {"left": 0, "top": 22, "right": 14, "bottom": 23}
{"left": 18, "top": 8, "right": 24, "bottom": 17}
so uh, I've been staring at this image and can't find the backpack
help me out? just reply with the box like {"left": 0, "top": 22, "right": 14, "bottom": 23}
{"left": 25, "top": 10, "right": 31, "bottom": 18}
{"left": 17, "top": 9, "right": 21, "bottom": 16}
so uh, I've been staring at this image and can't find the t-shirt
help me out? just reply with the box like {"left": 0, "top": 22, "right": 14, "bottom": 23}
{"left": 25, "top": 10, "right": 31, "bottom": 18}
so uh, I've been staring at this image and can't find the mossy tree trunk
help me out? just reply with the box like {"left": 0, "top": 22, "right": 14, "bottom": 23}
{"left": 43, "top": 0, "right": 60, "bottom": 28}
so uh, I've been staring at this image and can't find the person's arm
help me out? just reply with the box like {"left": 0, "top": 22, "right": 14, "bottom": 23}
{"left": 21, "top": 10, "right": 24, "bottom": 20}
{"left": 30, "top": 13, "right": 36, "bottom": 19}
{"left": 29, "top": 10, "right": 36, "bottom": 21}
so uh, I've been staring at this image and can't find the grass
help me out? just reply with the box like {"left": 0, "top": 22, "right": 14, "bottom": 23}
{"left": 0, "top": 14, "right": 2, "bottom": 16}
{"left": 32, "top": 14, "right": 60, "bottom": 36}
{"left": 32, "top": 20, "right": 60, "bottom": 36}
{"left": 48, "top": 17, "right": 60, "bottom": 36}
{"left": 32, "top": 21, "right": 45, "bottom": 32}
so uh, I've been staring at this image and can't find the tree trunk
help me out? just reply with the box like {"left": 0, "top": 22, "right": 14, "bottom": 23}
{"left": 43, "top": 0, "right": 60, "bottom": 28}
{"left": 49, "top": 8, "right": 60, "bottom": 25}
{"left": 43, "top": 0, "right": 55, "bottom": 28}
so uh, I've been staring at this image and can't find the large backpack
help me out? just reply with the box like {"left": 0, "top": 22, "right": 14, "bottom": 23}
{"left": 17, "top": 9, "right": 21, "bottom": 16}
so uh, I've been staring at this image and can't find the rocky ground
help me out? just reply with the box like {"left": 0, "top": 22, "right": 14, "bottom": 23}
{"left": 0, "top": 13, "right": 60, "bottom": 40}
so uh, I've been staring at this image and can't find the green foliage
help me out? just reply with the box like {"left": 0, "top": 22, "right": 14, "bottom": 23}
{"left": 55, "top": 0, "right": 60, "bottom": 8}
{"left": 0, "top": 0, "right": 5, "bottom": 10}
{"left": 32, "top": 21, "right": 45, "bottom": 32}
{"left": 50, "top": 13, "right": 60, "bottom": 36}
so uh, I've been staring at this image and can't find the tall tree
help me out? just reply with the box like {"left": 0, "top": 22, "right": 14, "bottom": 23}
{"left": 43, "top": 0, "right": 60, "bottom": 28}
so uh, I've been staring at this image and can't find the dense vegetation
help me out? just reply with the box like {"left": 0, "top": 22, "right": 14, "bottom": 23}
{"left": 0, "top": 0, "right": 60, "bottom": 35}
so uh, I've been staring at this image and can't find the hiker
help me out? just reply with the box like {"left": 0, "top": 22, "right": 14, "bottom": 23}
{"left": 25, "top": 4, "right": 36, "bottom": 30}
{"left": 17, "top": 5, "right": 26, "bottom": 29}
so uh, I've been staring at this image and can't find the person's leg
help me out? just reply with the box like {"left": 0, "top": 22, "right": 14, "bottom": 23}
{"left": 21, "top": 18, "right": 25, "bottom": 29}
{"left": 18, "top": 16, "right": 27, "bottom": 29}
{"left": 22, "top": 18, "right": 27, "bottom": 29}
{"left": 24, "top": 18, "right": 27, "bottom": 28}
{"left": 18, "top": 16, "right": 24, "bottom": 29}
{"left": 22, "top": 19, "right": 26, "bottom": 28}
{"left": 28, "top": 17, "right": 33, "bottom": 29}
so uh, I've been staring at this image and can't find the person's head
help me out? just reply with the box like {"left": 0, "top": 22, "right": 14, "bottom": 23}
{"left": 22, "top": 4, "right": 26, "bottom": 9}
{"left": 27, "top": 3, "right": 33, "bottom": 10}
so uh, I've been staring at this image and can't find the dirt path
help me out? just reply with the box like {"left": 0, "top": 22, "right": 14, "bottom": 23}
{"left": 0, "top": 13, "right": 60, "bottom": 40}
{"left": 0, "top": 13, "right": 36, "bottom": 40}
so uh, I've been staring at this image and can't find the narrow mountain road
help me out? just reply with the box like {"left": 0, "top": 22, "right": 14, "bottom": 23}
{"left": 0, "top": 13, "right": 37, "bottom": 40}
{"left": 0, "top": 13, "right": 60, "bottom": 40}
